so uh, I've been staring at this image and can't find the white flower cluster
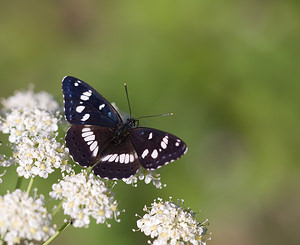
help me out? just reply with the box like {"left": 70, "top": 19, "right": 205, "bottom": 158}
{"left": 122, "top": 168, "right": 165, "bottom": 189}
{"left": 50, "top": 171, "right": 121, "bottom": 228}
{"left": 14, "top": 136, "right": 70, "bottom": 179}
{"left": 0, "top": 89, "right": 71, "bottom": 178}
{"left": 0, "top": 189, "right": 55, "bottom": 245}
{"left": 136, "top": 198, "right": 210, "bottom": 245}
{"left": 1, "top": 107, "right": 59, "bottom": 144}
{"left": 1, "top": 89, "right": 59, "bottom": 112}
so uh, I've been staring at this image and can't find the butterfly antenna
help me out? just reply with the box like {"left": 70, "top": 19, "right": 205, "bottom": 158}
{"left": 124, "top": 83, "right": 132, "bottom": 117}
{"left": 136, "top": 112, "right": 174, "bottom": 120}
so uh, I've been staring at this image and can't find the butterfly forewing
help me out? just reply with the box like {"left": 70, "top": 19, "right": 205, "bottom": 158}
{"left": 130, "top": 127, "right": 188, "bottom": 169}
{"left": 92, "top": 136, "right": 140, "bottom": 179}
{"left": 65, "top": 125, "right": 114, "bottom": 167}
{"left": 62, "top": 76, "right": 122, "bottom": 127}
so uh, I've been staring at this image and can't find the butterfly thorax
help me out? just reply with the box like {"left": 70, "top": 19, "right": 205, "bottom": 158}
{"left": 112, "top": 118, "right": 137, "bottom": 144}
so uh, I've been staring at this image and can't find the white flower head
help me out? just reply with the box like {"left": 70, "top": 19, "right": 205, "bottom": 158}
{"left": 122, "top": 167, "right": 165, "bottom": 189}
{"left": 0, "top": 189, "right": 55, "bottom": 245}
{"left": 15, "top": 136, "right": 71, "bottom": 179}
{"left": 50, "top": 171, "right": 121, "bottom": 228}
{"left": 1, "top": 89, "right": 59, "bottom": 113}
{"left": 135, "top": 197, "right": 210, "bottom": 245}
{"left": 1, "top": 107, "right": 59, "bottom": 144}
{"left": 0, "top": 89, "right": 72, "bottom": 178}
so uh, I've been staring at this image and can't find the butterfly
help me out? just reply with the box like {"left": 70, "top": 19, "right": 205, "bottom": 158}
{"left": 62, "top": 76, "right": 187, "bottom": 179}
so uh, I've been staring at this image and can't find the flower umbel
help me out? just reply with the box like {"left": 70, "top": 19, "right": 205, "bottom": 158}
{"left": 1, "top": 107, "right": 59, "bottom": 144}
{"left": 1, "top": 89, "right": 59, "bottom": 113}
{"left": 0, "top": 89, "right": 72, "bottom": 178}
{"left": 50, "top": 171, "right": 121, "bottom": 228}
{"left": 135, "top": 197, "right": 210, "bottom": 245}
{"left": 0, "top": 189, "right": 55, "bottom": 245}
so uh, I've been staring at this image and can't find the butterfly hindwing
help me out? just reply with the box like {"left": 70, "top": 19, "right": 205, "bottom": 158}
{"left": 65, "top": 125, "right": 115, "bottom": 167}
{"left": 92, "top": 136, "right": 140, "bottom": 179}
{"left": 130, "top": 127, "right": 188, "bottom": 169}
{"left": 62, "top": 76, "right": 122, "bottom": 127}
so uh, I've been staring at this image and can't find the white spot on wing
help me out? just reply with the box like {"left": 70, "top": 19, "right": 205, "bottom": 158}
{"left": 124, "top": 154, "right": 130, "bottom": 164}
{"left": 148, "top": 133, "right": 153, "bottom": 140}
{"left": 74, "top": 82, "right": 79, "bottom": 86}
{"left": 84, "top": 135, "right": 95, "bottom": 142}
{"left": 102, "top": 154, "right": 112, "bottom": 162}
{"left": 151, "top": 149, "right": 158, "bottom": 159}
{"left": 93, "top": 146, "right": 99, "bottom": 157}
{"left": 99, "top": 104, "right": 105, "bottom": 110}
{"left": 162, "top": 136, "right": 169, "bottom": 144}
{"left": 119, "top": 154, "right": 125, "bottom": 163}
{"left": 90, "top": 141, "right": 97, "bottom": 151}
{"left": 81, "top": 114, "right": 90, "bottom": 121}
{"left": 83, "top": 91, "right": 92, "bottom": 97}
{"left": 175, "top": 139, "right": 181, "bottom": 147}
{"left": 184, "top": 147, "right": 188, "bottom": 154}
{"left": 82, "top": 127, "right": 91, "bottom": 132}
{"left": 109, "top": 154, "right": 118, "bottom": 162}
{"left": 82, "top": 131, "right": 93, "bottom": 137}
{"left": 80, "top": 95, "right": 89, "bottom": 101}
{"left": 76, "top": 105, "right": 85, "bottom": 113}
{"left": 142, "top": 149, "right": 149, "bottom": 159}
{"left": 161, "top": 141, "right": 167, "bottom": 149}
{"left": 130, "top": 154, "right": 134, "bottom": 162}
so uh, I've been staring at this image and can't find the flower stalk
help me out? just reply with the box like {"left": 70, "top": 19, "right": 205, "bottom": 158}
{"left": 26, "top": 177, "right": 34, "bottom": 194}
{"left": 51, "top": 199, "right": 64, "bottom": 217}
{"left": 42, "top": 221, "right": 71, "bottom": 245}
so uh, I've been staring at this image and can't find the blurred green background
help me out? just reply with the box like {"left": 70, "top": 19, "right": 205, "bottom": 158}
{"left": 1, "top": 1, "right": 300, "bottom": 244}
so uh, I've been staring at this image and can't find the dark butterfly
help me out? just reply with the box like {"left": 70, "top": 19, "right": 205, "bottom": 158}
{"left": 62, "top": 76, "right": 187, "bottom": 179}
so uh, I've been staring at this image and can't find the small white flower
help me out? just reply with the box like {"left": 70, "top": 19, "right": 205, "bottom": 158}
{"left": 0, "top": 149, "right": 14, "bottom": 183}
{"left": 135, "top": 197, "right": 210, "bottom": 245}
{"left": 50, "top": 171, "right": 121, "bottom": 228}
{"left": 0, "top": 170, "right": 5, "bottom": 184}
{"left": 122, "top": 167, "right": 165, "bottom": 189}
{"left": 0, "top": 153, "right": 13, "bottom": 168}
{"left": 0, "top": 189, "right": 55, "bottom": 244}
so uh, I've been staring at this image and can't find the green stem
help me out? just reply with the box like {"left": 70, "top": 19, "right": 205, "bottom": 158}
{"left": 42, "top": 221, "right": 71, "bottom": 245}
{"left": 26, "top": 177, "right": 35, "bottom": 194}
{"left": 86, "top": 166, "right": 93, "bottom": 176}
{"left": 0, "top": 231, "right": 6, "bottom": 245}
{"left": 51, "top": 200, "right": 64, "bottom": 217}
{"left": 15, "top": 176, "right": 23, "bottom": 189}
